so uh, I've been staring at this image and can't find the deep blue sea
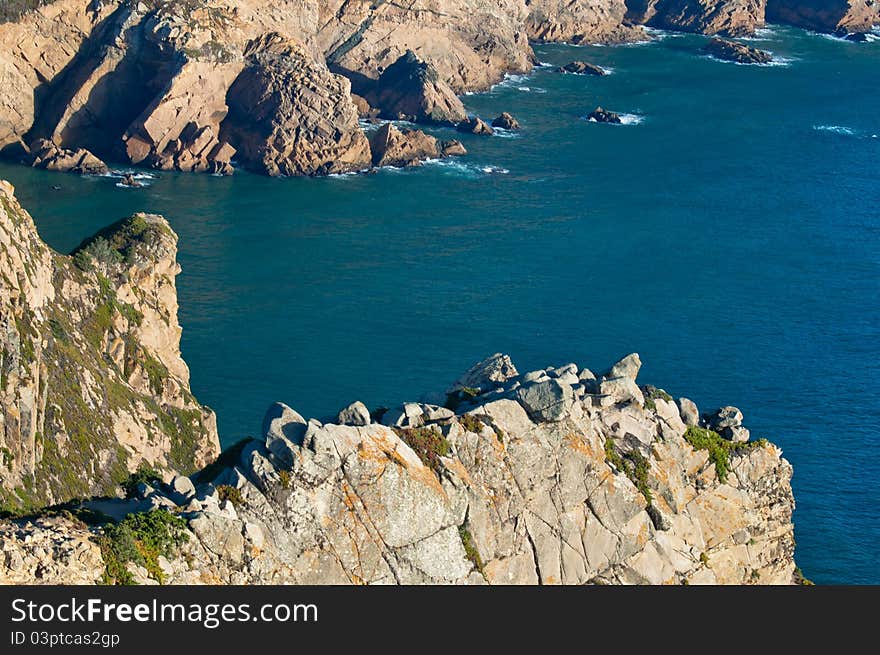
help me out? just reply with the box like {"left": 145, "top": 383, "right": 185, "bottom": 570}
{"left": 1, "top": 26, "right": 877, "bottom": 583}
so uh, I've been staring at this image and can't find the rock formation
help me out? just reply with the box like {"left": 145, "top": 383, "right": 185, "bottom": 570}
{"left": 221, "top": 33, "right": 371, "bottom": 177}
{"left": 527, "top": 0, "right": 646, "bottom": 43}
{"left": 369, "top": 123, "right": 440, "bottom": 168}
{"left": 588, "top": 107, "right": 623, "bottom": 123}
{"left": 765, "top": 0, "right": 879, "bottom": 34}
{"left": 0, "top": 181, "right": 220, "bottom": 511}
{"left": 360, "top": 51, "right": 467, "bottom": 126}
{"left": 26, "top": 139, "right": 108, "bottom": 175}
{"left": 558, "top": 61, "right": 609, "bottom": 76}
{"left": 457, "top": 117, "right": 495, "bottom": 135}
{"left": 626, "top": 1, "right": 767, "bottom": 36}
{"left": 492, "top": 113, "right": 521, "bottom": 130}
{"left": 703, "top": 37, "right": 773, "bottom": 63}
{"left": 0, "top": 350, "right": 797, "bottom": 585}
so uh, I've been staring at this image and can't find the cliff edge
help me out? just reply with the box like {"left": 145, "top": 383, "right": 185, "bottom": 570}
{"left": 0, "top": 180, "right": 220, "bottom": 511}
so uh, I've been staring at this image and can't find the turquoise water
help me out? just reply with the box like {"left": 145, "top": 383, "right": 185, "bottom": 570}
{"left": 1, "top": 26, "right": 878, "bottom": 584}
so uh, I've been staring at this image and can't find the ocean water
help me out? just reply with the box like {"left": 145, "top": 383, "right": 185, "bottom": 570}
{"left": 1, "top": 26, "right": 877, "bottom": 584}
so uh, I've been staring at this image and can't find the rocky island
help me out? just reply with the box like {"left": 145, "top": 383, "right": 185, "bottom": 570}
{"left": 0, "top": 1, "right": 876, "bottom": 178}
{"left": 0, "top": 183, "right": 800, "bottom": 585}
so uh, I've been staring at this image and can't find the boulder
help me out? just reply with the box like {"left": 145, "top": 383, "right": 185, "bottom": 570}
{"left": 447, "top": 353, "right": 519, "bottom": 395}
{"left": 702, "top": 38, "right": 772, "bottom": 64}
{"left": 262, "top": 402, "right": 307, "bottom": 467}
{"left": 382, "top": 403, "right": 454, "bottom": 428}
{"left": 722, "top": 426, "right": 751, "bottom": 443}
{"left": 515, "top": 379, "right": 574, "bottom": 422}
{"left": 457, "top": 117, "right": 495, "bottom": 135}
{"left": 439, "top": 140, "right": 467, "bottom": 157}
{"left": 599, "top": 376, "right": 645, "bottom": 407}
{"left": 587, "top": 107, "right": 622, "bottom": 124}
{"left": 708, "top": 406, "right": 744, "bottom": 430}
{"left": 558, "top": 61, "right": 607, "bottom": 76}
{"left": 366, "top": 51, "right": 467, "bottom": 125}
{"left": 491, "top": 112, "right": 521, "bottom": 130}
{"left": 607, "top": 353, "right": 642, "bottom": 381}
{"left": 27, "top": 139, "right": 108, "bottom": 175}
{"left": 337, "top": 401, "right": 372, "bottom": 426}
{"left": 369, "top": 123, "right": 440, "bottom": 167}
{"left": 677, "top": 398, "right": 700, "bottom": 427}
{"left": 168, "top": 475, "right": 196, "bottom": 504}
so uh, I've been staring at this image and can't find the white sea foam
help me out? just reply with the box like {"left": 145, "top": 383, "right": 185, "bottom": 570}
{"left": 583, "top": 112, "right": 644, "bottom": 126}
{"left": 702, "top": 54, "right": 794, "bottom": 67}
{"left": 813, "top": 125, "right": 858, "bottom": 136}
{"left": 491, "top": 127, "right": 521, "bottom": 139}
{"left": 516, "top": 86, "right": 547, "bottom": 93}
{"left": 739, "top": 28, "right": 778, "bottom": 42}
{"left": 423, "top": 159, "right": 509, "bottom": 177}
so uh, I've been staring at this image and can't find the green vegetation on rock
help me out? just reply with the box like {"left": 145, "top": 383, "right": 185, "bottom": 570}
{"left": 604, "top": 436, "right": 653, "bottom": 505}
{"left": 393, "top": 426, "right": 451, "bottom": 477}
{"left": 100, "top": 509, "right": 189, "bottom": 585}
{"left": 684, "top": 426, "right": 768, "bottom": 484}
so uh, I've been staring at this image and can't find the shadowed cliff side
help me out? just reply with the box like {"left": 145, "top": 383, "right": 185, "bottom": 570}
{"left": 0, "top": 180, "right": 220, "bottom": 511}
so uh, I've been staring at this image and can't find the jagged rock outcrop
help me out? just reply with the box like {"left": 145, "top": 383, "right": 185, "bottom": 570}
{"left": 492, "top": 113, "right": 521, "bottom": 130}
{"left": 588, "top": 107, "right": 623, "bottom": 123}
{"left": 527, "top": 0, "right": 645, "bottom": 43}
{"left": 558, "top": 61, "right": 609, "bottom": 76}
{"left": 368, "top": 124, "right": 439, "bottom": 168}
{"left": 360, "top": 51, "right": 467, "bottom": 126}
{"left": 765, "top": 0, "right": 879, "bottom": 34}
{"left": 457, "top": 117, "right": 495, "bottom": 135}
{"left": 703, "top": 37, "right": 773, "bottom": 63}
{"left": 625, "top": 0, "right": 767, "bottom": 36}
{"left": 26, "top": 139, "right": 108, "bottom": 175}
{"left": 0, "top": 350, "right": 796, "bottom": 585}
{"left": 221, "top": 33, "right": 371, "bottom": 177}
{"left": 0, "top": 181, "right": 220, "bottom": 511}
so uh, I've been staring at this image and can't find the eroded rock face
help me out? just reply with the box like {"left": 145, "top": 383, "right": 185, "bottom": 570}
{"left": 368, "top": 123, "right": 439, "bottom": 168}
{"left": 0, "top": 181, "right": 219, "bottom": 510}
{"left": 527, "top": 0, "right": 645, "bottom": 43}
{"left": 626, "top": 0, "right": 767, "bottom": 36}
{"left": 27, "top": 139, "right": 108, "bottom": 175}
{"left": 363, "top": 51, "right": 467, "bottom": 126}
{"left": 766, "top": 0, "right": 879, "bottom": 34}
{"left": 703, "top": 37, "right": 773, "bottom": 63}
{"left": 222, "top": 33, "right": 371, "bottom": 177}
{"left": 1, "top": 351, "right": 797, "bottom": 585}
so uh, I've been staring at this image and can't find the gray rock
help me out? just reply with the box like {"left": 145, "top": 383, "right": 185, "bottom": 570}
{"left": 709, "top": 406, "right": 744, "bottom": 430}
{"left": 607, "top": 353, "right": 642, "bottom": 381}
{"left": 262, "top": 402, "right": 307, "bottom": 466}
{"left": 522, "top": 370, "right": 549, "bottom": 384}
{"left": 515, "top": 379, "right": 574, "bottom": 422}
{"left": 446, "top": 353, "right": 519, "bottom": 395}
{"left": 168, "top": 475, "right": 195, "bottom": 504}
{"left": 722, "top": 426, "right": 750, "bottom": 443}
{"left": 551, "top": 363, "right": 578, "bottom": 378}
{"left": 677, "top": 398, "right": 700, "bottom": 427}
{"left": 599, "top": 376, "right": 645, "bottom": 407}
{"left": 337, "top": 401, "right": 371, "bottom": 426}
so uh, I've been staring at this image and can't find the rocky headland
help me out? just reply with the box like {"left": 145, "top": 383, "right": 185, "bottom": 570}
{"left": 0, "top": 1, "right": 876, "bottom": 179}
{"left": 0, "top": 185, "right": 799, "bottom": 585}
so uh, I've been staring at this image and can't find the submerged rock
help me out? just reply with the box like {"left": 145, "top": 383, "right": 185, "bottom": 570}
{"left": 702, "top": 38, "right": 773, "bottom": 64}
{"left": 557, "top": 61, "right": 608, "bottom": 76}
{"left": 491, "top": 112, "right": 521, "bottom": 130}
{"left": 588, "top": 106, "right": 622, "bottom": 124}
{"left": 457, "top": 117, "right": 495, "bottom": 135}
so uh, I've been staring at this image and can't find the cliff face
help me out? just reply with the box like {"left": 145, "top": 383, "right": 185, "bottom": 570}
{"left": 0, "top": 350, "right": 797, "bottom": 585}
{"left": 0, "top": 181, "right": 220, "bottom": 511}
{"left": 625, "top": 1, "right": 767, "bottom": 36}
{"left": 766, "top": 0, "right": 880, "bottom": 33}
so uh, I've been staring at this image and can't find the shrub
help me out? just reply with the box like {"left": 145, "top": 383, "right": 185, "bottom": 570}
{"left": 217, "top": 484, "right": 244, "bottom": 507}
{"left": 459, "top": 526, "right": 484, "bottom": 574}
{"left": 100, "top": 509, "right": 189, "bottom": 585}
{"left": 393, "top": 426, "right": 451, "bottom": 477}
{"left": 604, "top": 437, "right": 652, "bottom": 504}
{"left": 683, "top": 426, "right": 768, "bottom": 484}
{"left": 459, "top": 414, "right": 485, "bottom": 434}
{"left": 121, "top": 463, "right": 162, "bottom": 498}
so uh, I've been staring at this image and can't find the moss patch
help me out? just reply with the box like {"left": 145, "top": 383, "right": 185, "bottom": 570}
{"left": 393, "top": 426, "right": 451, "bottom": 477}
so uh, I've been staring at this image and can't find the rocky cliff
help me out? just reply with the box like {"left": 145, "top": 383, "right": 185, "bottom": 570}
{"left": 0, "top": 180, "right": 219, "bottom": 512}
{"left": 625, "top": 1, "right": 767, "bottom": 36}
{"left": 765, "top": 0, "right": 880, "bottom": 34}
{"left": 0, "top": 343, "right": 798, "bottom": 584}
